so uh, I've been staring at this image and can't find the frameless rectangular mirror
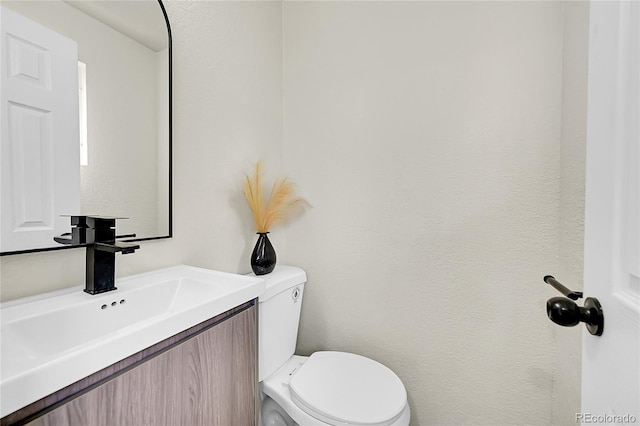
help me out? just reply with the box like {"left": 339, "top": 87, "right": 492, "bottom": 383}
{"left": 0, "top": 0, "right": 172, "bottom": 255}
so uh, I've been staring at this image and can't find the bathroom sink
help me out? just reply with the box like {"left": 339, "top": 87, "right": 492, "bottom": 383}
{"left": 0, "top": 265, "right": 265, "bottom": 417}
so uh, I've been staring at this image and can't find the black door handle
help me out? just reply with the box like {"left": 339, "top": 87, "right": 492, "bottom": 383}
{"left": 543, "top": 276, "right": 604, "bottom": 336}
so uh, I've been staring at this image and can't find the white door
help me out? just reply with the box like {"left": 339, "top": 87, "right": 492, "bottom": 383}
{"left": 0, "top": 6, "right": 80, "bottom": 252}
{"left": 582, "top": 1, "right": 640, "bottom": 422}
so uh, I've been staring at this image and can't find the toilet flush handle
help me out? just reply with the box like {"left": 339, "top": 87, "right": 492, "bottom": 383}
{"left": 292, "top": 287, "right": 301, "bottom": 302}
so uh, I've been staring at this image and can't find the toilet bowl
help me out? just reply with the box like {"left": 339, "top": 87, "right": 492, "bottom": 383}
{"left": 255, "top": 266, "right": 410, "bottom": 426}
{"left": 260, "top": 354, "right": 411, "bottom": 426}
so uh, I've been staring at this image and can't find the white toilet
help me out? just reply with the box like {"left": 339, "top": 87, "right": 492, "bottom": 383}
{"left": 256, "top": 266, "right": 411, "bottom": 426}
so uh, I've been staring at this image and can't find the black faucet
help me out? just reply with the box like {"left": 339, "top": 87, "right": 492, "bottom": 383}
{"left": 54, "top": 216, "right": 140, "bottom": 294}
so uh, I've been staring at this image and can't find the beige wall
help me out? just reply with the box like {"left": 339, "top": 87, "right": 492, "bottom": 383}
{"left": 1, "top": 1, "right": 588, "bottom": 424}
{"left": 0, "top": 0, "right": 283, "bottom": 300}
{"left": 281, "top": 2, "right": 579, "bottom": 424}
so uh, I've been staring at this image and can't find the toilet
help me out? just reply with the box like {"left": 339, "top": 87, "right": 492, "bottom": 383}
{"left": 256, "top": 265, "right": 411, "bottom": 426}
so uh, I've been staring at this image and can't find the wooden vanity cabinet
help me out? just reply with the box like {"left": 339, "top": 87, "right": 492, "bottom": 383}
{"left": 4, "top": 302, "right": 258, "bottom": 426}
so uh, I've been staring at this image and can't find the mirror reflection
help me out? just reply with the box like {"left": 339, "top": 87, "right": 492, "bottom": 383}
{"left": 0, "top": 0, "right": 171, "bottom": 254}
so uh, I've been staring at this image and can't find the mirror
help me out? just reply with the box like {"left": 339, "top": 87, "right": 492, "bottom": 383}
{"left": 0, "top": 0, "right": 172, "bottom": 254}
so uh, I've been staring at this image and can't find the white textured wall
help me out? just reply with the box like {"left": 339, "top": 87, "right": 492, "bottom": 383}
{"left": 552, "top": 3, "right": 589, "bottom": 425}
{"left": 75, "top": 4, "right": 159, "bottom": 239}
{"left": 0, "top": 2, "right": 588, "bottom": 424}
{"left": 282, "top": 2, "right": 563, "bottom": 424}
{"left": 157, "top": 48, "right": 170, "bottom": 235}
{"left": 164, "top": 0, "right": 284, "bottom": 271}
{"left": 0, "top": 0, "right": 283, "bottom": 301}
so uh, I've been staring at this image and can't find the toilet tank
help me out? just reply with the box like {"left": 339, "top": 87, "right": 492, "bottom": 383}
{"left": 256, "top": 265, "right": 307, "bottom": 381}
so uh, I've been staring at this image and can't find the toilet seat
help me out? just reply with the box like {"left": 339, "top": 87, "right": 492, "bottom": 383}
{"left": 289, "top": 351, "right": 407, "bottom": 426}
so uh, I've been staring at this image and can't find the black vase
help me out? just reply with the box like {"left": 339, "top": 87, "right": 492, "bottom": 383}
{"left": 251, "top": 232, "right": 276, "bottom": 275}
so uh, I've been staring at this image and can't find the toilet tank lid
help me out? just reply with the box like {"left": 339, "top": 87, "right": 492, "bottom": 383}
{"left": 251, "top": 265, "right": 307, "bottom": 302}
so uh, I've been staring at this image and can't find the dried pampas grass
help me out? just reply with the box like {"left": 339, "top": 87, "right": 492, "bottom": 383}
{"left": 243, "top": 162, "right": 308, "bottom": 233}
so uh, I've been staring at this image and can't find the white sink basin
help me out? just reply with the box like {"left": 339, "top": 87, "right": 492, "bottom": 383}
{"left": 0, "top": 265, "right": 265, "bottom": 418}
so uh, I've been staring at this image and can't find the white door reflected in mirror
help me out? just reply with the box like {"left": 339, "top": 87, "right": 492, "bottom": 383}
{"left": 0, "top": 6, "right": 81, "bottom": 252}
